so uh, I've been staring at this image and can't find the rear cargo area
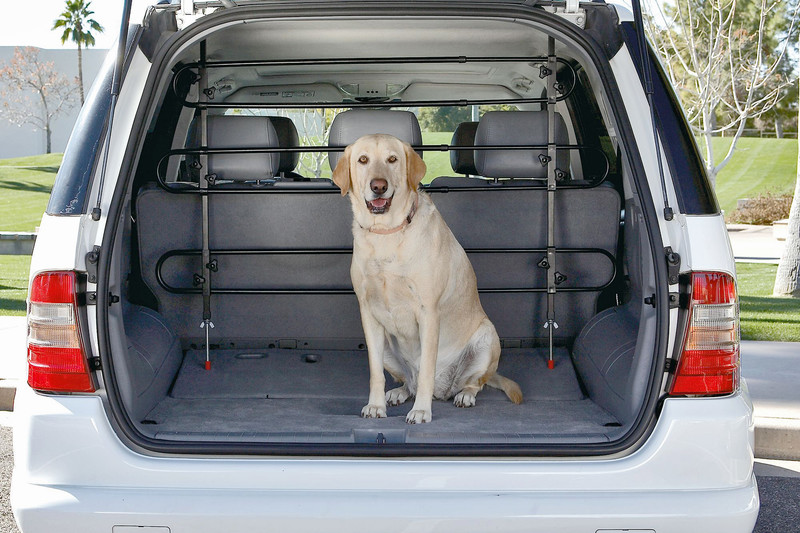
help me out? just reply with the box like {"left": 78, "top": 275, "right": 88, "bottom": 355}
{"left": 116, "top": 174, "right": 648, "bottom": 446}
{"left": 103, "top": 10, "right": 660, "bottom": 451}
{"left": 141, "top": 347, "right": 620, "bottom": 443}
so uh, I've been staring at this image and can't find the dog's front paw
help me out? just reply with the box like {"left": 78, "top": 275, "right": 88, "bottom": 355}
{"left": 405, "top": 409, "right": 432, "bottom": 424}
{"left": 386, "top": 386, "right": 411, "bottom": 406}
{"left": 361, "top": 404, "right": 387, "bottom": 418}
{"left": 453, "top": 390, "right": 476, "bottom": 408}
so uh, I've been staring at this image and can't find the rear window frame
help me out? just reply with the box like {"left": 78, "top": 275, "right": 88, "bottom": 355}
{"left": 619, "top": 22, "right": 720, "bottom": 216}
{"left": 46, "top": 27, "right": 141, "bottom": 216}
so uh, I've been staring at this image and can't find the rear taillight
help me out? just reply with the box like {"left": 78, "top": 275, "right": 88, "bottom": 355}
{"left": 669, "top": 271, "right": 740, "bottom": 396}
{"left": 27, "top": 271, "right": 95, "bottom": 393}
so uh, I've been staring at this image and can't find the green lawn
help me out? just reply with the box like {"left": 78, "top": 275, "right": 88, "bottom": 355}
{"left": 421, "top": 131, "right": 455, "bottom": 182}
{"left": 0, "top": 255, "right": 30, "bottom": 316}
{"left": 0, "top": 153, "right": 62, "bottom": 232}
{"left": 736, "top": 262, "right": 800, "bottom": 342}
{"left": 708, "top": 137, "right": 797, "bottom": 216}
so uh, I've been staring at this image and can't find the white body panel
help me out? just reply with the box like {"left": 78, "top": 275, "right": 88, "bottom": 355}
{"left": 13, "top": 384, "right": 757, "bottom": 533}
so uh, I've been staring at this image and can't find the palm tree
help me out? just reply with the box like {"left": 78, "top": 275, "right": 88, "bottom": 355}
{"left": 52, "top": 0, "right": 103, "bottom": 105}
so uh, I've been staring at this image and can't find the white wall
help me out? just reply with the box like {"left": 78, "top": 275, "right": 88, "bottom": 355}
{"left": 0, "top": 46, "right": 109, "bottom": 159}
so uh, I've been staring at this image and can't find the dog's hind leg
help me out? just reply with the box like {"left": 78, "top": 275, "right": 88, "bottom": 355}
{"left": 383, "top": 347, "right": 413, "bottom": 406}
{"left": 386, "top": 385, "right": 412, "bottom": 406}
{"left": 453, "top": 385, "right": 481, "bottom": 408}
{"left": 453, "top": 318, "right": 506, "bottom": 408}
{"left": 468, "top": 320, "right": 523, "bottom": 404}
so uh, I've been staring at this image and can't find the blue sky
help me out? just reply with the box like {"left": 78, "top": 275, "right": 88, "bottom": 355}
{"left": 1, "top": 1, "right": 124, "bottom": 50}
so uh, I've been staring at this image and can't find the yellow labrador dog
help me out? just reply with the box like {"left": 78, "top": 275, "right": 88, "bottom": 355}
{"left": 333, "top": 133, "right": 523, "bottom": 424}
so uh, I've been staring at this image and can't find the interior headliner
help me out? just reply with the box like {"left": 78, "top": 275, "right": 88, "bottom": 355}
{"left": 173, "top": 16, "right": 580, "bottom": 104}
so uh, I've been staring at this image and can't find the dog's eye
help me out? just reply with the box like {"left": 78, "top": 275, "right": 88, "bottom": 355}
{"left": 358, "top": 155, "right": 369, "bottom": 164}
{"left": 387, "top": 155, "right": 398, "bottom": 163}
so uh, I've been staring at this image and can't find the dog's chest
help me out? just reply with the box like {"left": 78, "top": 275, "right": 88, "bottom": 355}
{"left": 358, "top": 251, "right": 421, "bottom": 335}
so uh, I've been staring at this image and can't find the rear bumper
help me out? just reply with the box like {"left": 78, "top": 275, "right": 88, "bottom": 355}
{"left": 13, "top": 478, "right": 758, "bottom": 533}
{"left": 12, "top": 386, "right": 758, "bottom": 533}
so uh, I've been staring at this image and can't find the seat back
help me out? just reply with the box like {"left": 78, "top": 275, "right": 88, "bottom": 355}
{"left": 428, "top": 111, "right": 620, "bottom": 343}
{"left": 267, "top": 116, "right": 305, "bottom": 179}
{"left": 449, "top": 121, "right": 479, "bottom": 176}
{"left": 327, "top": 109, "right": 423, "bottom": 170}
{"left": 206, "top": 115, "right": 280, "bottom": 182}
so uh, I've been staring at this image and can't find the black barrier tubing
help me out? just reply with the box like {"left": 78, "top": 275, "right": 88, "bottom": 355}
{"left": 155, "top": 247, "right": 616, "bottom": 295}
{"left": 171, "top": 55, "right": 577, "bottom": 107}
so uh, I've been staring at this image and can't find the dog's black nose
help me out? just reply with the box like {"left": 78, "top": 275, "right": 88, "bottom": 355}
{"left": 370, "top": 178, "right": 388, "bottom": 196}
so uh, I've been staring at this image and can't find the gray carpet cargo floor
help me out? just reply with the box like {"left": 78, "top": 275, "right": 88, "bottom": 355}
{"left": 143, "top": 347, "right": 621, "bottom": 444}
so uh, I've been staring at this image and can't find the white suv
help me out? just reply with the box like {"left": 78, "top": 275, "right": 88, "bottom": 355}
{"left": 13, "top": 1, "right": 757, "bottom": 532}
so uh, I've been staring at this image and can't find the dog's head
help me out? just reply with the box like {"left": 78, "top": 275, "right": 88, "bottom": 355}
{"left": 332, "top": 134, "right": 426, "bottom": 223}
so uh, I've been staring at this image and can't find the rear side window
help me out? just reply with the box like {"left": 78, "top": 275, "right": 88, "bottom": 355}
{"left": 46, "top": 49, "right": 114, "bottom": 215}
{"left": 620, "top": 23, "right": 719, "bottom": 215}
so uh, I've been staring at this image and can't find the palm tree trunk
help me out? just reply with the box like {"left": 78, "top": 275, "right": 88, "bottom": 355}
{"left": 78, "top": 43, "right": 84, "bottom": 105}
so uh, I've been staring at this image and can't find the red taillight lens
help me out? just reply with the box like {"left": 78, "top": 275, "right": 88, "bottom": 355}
{"left": 669, "top": 272, "right": 740, "bottom": 396}
{"left": 27, "top": 271, "right": 95, "bottom": 393}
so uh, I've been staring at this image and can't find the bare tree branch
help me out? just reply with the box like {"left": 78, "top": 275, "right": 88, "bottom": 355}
{"left": 0, "top": 47, "right": 79, "bottom": 153}
{"left": 645, "top": 0, "right": 799, "bottom": 187}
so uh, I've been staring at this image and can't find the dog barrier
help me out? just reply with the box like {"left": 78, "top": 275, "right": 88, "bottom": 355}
{"left": 143, "top": 38, "right": 615, "bottom": 370}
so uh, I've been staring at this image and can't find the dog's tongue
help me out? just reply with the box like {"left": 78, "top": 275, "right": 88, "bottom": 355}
{"left": 370, "top": 198, "right": 388, "bottom": 208}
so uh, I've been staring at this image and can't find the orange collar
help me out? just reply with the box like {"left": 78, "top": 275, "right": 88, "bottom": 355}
{"left": 367, "top": 196, "right": 419, "bottom": 235}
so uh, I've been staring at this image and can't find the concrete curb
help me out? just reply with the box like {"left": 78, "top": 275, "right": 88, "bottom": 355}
{"left": 0, "top": 381, "right": 16, "bottom": 412}
{"left": 0, "top": 232, "right": 36, "bottom": 255}
{"left": 742, "top": 340, "right": 800, "bottom": 461}
{"left": 755, "top": 417, "right": 800, "bottom": 461}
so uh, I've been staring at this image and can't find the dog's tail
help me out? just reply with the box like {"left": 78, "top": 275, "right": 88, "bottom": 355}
{"left": 487, "top": 373, "right": 523, "bottom": 404}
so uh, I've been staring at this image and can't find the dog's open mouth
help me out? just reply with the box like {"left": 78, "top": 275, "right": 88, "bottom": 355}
{"left": 366, "top": 196, "right": 392, "bottom": 214}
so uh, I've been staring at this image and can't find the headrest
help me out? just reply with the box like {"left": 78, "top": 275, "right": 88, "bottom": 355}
{"left": 474, "top": 111, "right": 569, "bottom": 179}
{"left": 328, "top": 110, "right": 422, "bottom": 171}
{"left": 267, "top": 116, "right": 300, "bottom": 175}
{"left": 450, "top": 122, "right": 479, "bottom": 175}
{"left": 207, "top": 115, "right": 280, "bottom": 181}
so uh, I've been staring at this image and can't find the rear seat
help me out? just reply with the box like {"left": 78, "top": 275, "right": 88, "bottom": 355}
{"left": 267, "top": 116, "right": 307, "bottom": 180}
{"left": 449, "top": 121, "right": 479, "bottom": 176}
{"left": 137, "top": 115, "right": 356, "bottom": 345}
{"left": 205, "top": 115, "right": 281, "bottom": 183}
{"left": 137, "top": 109, "right": 618, "bottom": 346}
{"left": 429, "top": 112, "right": 621, "bottom": 343}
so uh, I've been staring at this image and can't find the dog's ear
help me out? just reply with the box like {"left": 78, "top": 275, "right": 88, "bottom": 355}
{"left": 331, "top": 145, "right": 352, "bottom": 196}
{"left": 405, "top": 143, "right": 427, "bottom": 191}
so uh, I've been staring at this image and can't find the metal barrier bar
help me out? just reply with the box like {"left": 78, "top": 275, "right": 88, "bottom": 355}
{"left": 172, "top": 55, "right": 577, "bottom": 107}
{"left": 155, "top": 247, "right": 616, "bottom": 295}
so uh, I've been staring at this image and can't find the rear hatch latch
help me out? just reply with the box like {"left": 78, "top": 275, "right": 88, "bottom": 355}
{"left": 543, "top": 0, "right": 586, "bottom": 28}
{"left": 644, "top": 247, "right": 681, "bottom": 309}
